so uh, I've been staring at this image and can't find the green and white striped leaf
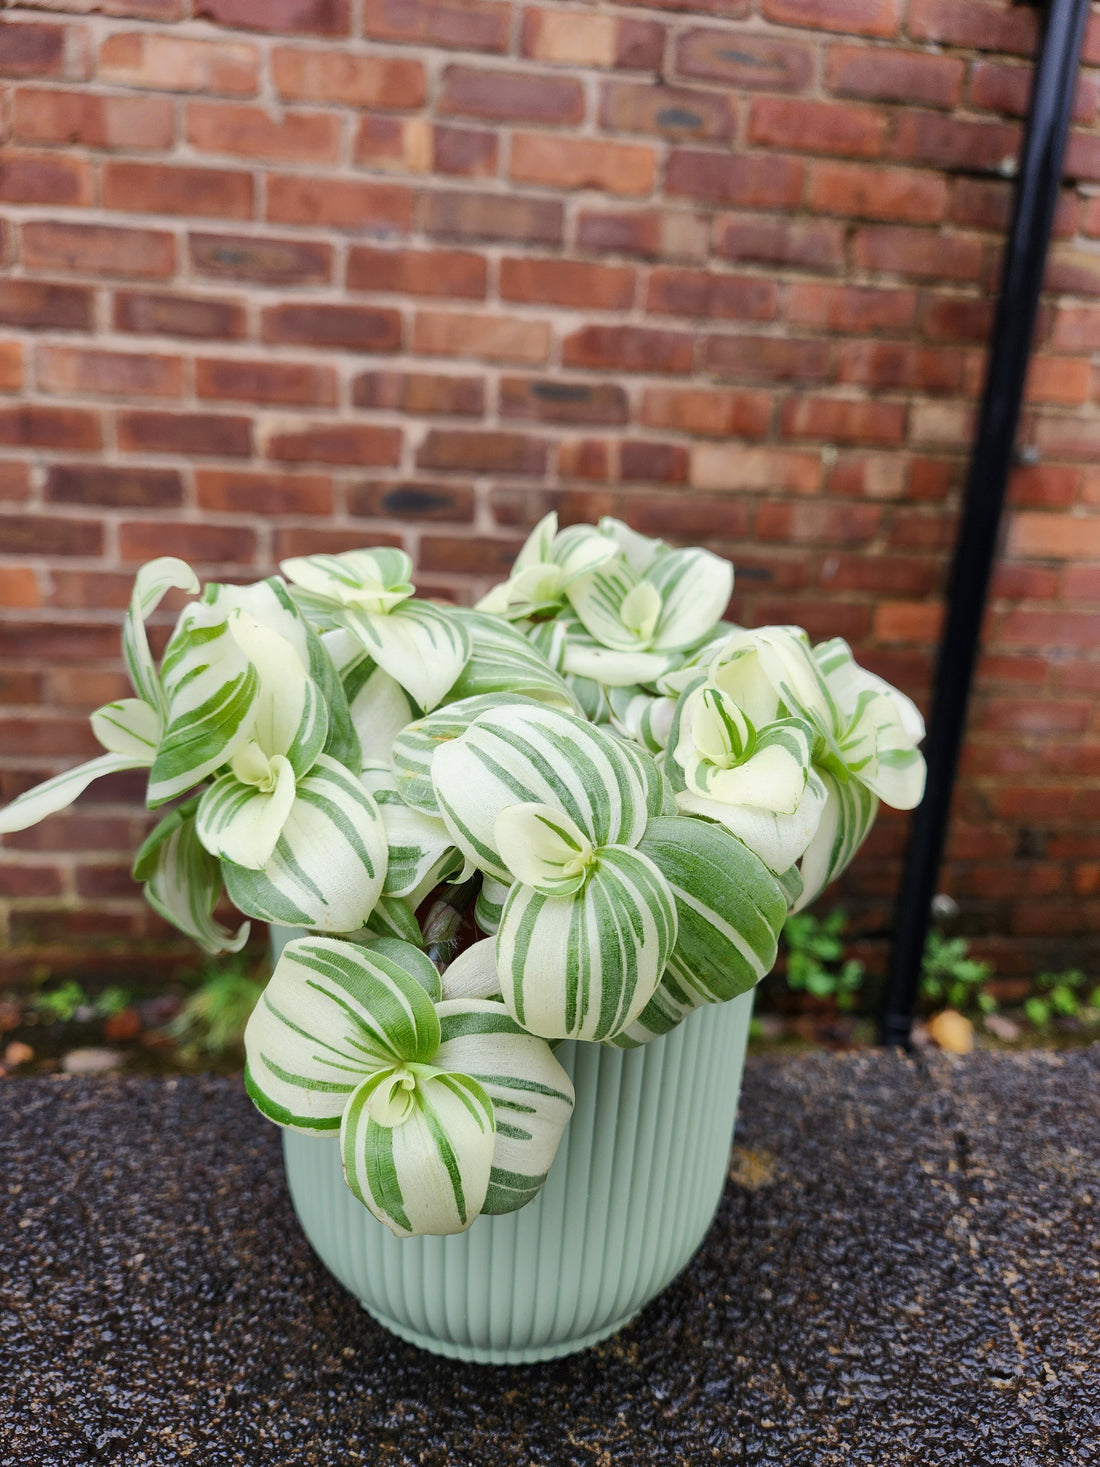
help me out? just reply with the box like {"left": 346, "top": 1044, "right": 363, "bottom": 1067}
{"left": 495, "top": 803, "right": 595, "bottom": 897}
{"left": 226, "top": 609, "right": 327, "bottom": 776}
{"left": 495, "top": 843, "right": 677, "bottom": 1041}
{"left": 816, "top": 639, "right": 926, "bottom": 810}
{"left": 339, "top": 599, "right": 471, "bottom": 714}
{"left": 439, "top": 937, "right": 503, "bottom": 1001}
{"left": 148, "top": 601, "right": 258, "bottom": 807}
{"left": 204, "top": 575, "right": 310, "bottom": 665}
{"left": 222, "top": 754, "right": 387, "bottom": 932}
{"left": 346, "top": 661, "right": 417, "bottom": 762}
{"left": 363, "top": 894, "right": 423, "bottom": 945}
{"left": 710, "top": 626, "right": 836, "bottom": 741}
{"left": 133, "top": 801, "right": 249, "bottom": 956}
{"left": 597, "top": 516, "right": 666, "bottom": 572}
{"left": 435, "top": 999, "right": 574, "bottom": 1214}
{"left": 89, "top": 698, "right": 160, "bottom": 761}
{"left": 606, "top": 685, "right": 676, "bottom": 755}
{"left": 243, "top": 935, "right": 441, "bottom": 1131}
{"left": 432, "top": 703, "right": 652, "bottom": 884}
{"left": 475, "top": 875, "right": 509, "bottom": 934}
{"left": 341, "top": 1066, "right": 495, "bottom": 1236}
{"left": 304, "top": 622, "right": 361, "bottom": 773}
{"left": 391, "top": 693, "right": 538, "bottom": 818}
{"left": 360, "top": 759, "right": 458, "bottom": 900}
{"left": 0, "top": 752, "right": 153, "bottom": 835}
{"left": 643, "top": 546, "right": 734, "bottom": 651}
{"left": 281, "top": 547, "right": 415, "bottom": 619}
{"left": 195, "top": 756, "right": 297, "bottom": 869}
{"left": 354, "top": 937, "right": 442, "bottom": 1001}
{"left": 792, "top": 770, "right": 879, "bottom": 914}
{"left": 444, "top": 608, "right": 579, "bottom": 711}
{"left": 123, "top": 557, "right": 199, "bottom": 715}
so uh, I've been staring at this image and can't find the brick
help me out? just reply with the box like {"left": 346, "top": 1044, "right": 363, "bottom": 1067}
{"left": 1008, "top": 464, "right": 1080, "bottom": 510}
{"left": 412, "top": 311, "right": 550, "bottom": 364}
{"left": 362, "top": 0, "right": 510, "bottom": 51}
{"left": 0, "top": 20, "right": 88, "bottom": 79}
{"left": 196, "top": 469, "right": 333, "bottom": 516}
{"left": 186, "top": 102, "right": 341, "bottom": 164}
{"left": 820, "top": 549, "right": 938, "bottom": 594}
{"left": 640, "top": 386, "right": 771, "bottom": 439}
{"left": 666, "top": 150, "right": 804, "bottom": 210}
{"left": 103, "top": 162, "right": 252, "bottom": 220}
{"left": 439, "top": 66, "right": 584, "bottom": 125}
{"left": 425, "top": 190, "right": 565, "bottom": 246}
{"left": 618, "top": 441, "right": 688, "bottom": 484}
{"left": 349, "top": 480, "right": 476, "bottom": 523}
{"left": 433, "top": 125, "right": 498, "bottom": 178}
{"left": 37, "top": 346, "right": 182, "bottom": 399}
{"left": 1064, "top": 565, "right": 1100, "bottom": 601}
{"left": 1024, "top": 356, "right": 1090, "bottom": 407}
{"left": 23, "top": 222, "right": 174, "bottom": 279}
{"left": 99, "top": 32, "right": 259, "bottom": 94}
{"left": 1007, "top": 514, "right": 1100, "bottom": 562}
{"left": 196, "top": 357, "right": 337, "bottom": 407}
{"left": 704, "top": 333, "right": 831, "bottom": 383}
{"left": 353, "top": 369, "right": 484, "bottom": 416}
{"left": 416, "top": 430, "right": 547, "bottom": 475}
{"left": 872, "top": 601, "right": 943, "bottom": 643}
{"left": 1045, "top": 247, "right": 1100, "bottom": 297}
{"left": 521, "top": 11, "right": 664, "bottom": 70}
{"left": 807, "top": 162, "right": 947, "bottom": 223}
{"left": 757, "top": 500, "right": 882, "bottom": 544}
{"left": 419, "top": 536, "right": 526, "bottom": 576}
{"left": 116, "top": 410, "right": 252, "bottom": 458}
{"left": 826, "top": 44, "right": 963, "bottom": 109}
{"left": 835, "top": 340, "right": 961, "bottom": 393}
{"left": 990, "top": 562, "right": 1059, "bottom": 601}
{"left": 266, "top": 175, "right": 412, "bottom": 232}
{"left": 828, "top": 454, "right": 909, "bottom": 500}
{"left": 893, "top": 110, "right": 1020, "bottom": 175}
{"left": 1065, "top": 131, "right": 1100, "bottom": 185}
{"left": 490, "top": 485, "right": 615, "bottom": 527}
{"left": 748, "top": 97, "right": 886, "bottom": 158}
{"left": 266, "top": 422, "right": 403, "bottom": 466}
{"left": 908, "top": 400, "right": 973, "bottom": 448}
{"left": 0, "top": 405, "right": 100, "bottom": 451}
{"left": 119, "top": 521, "right": 257, "bottom": 565}
{"left": 500, "top": 256, "right": 634, "bottom": 310}
{"left": 114, "top": 290, "right": 246, "bottom": 341}
{"left": 675, "top": 29, "right": 812, "bottom": 91}
{"left": 195, "top": 0, "right": 349, "bottom": 35}
{"left": 45, "top": 463, "right": 182, "bottom": 509}
{"left": 969, "top": 60, "right": 1098, "bottom": 125}
{"left": 0, "top": 342, "right": 23, "bottom": 393}
{"left": 953, "top": 177, "right": 1076, "bottom": 238}
{"left": 852, "top": 225, "right": 982, "bottom": 281}
{"left": 781, "top": 396, "right": 905, "bottom": 446}
{"left": 0, "top": 152, "right": 92, "bottom": 206}
{"left": 762, "top": 0, "right": 899, "bottom": 35}
{"left": 189, "top": 232, "right": 331, "bottom": 286}
{"left": 0, "top": 864, "right": 61, "bottom": 899}
{"left": 12, "top": 88, "right": 174, "bottom": 151}
{"left": 348, "top": 244, "right": 486, "bottom": 299}
{"left": 557, "top": 440, "right": 614, "bottom": 481}
{"left": 786, "top": 282, "right": 916, "bottom": 332}
{"left": 922, "top": 294, "right": 992, "bottom": 343}
{"left": 562, "top": 324, "right": 693, "bottom": 374}
{"left": 691, "top": 445, "right": 822, "bottom": 493}
{"left": 0, "top": 462, "right": 31, "bottom": 502}
{"left": 0, "top": 566, "right": 41, "bottom": 608}
{"left": 354, "top": 120, "right": 498, "bottom": 177}
{"left": 261, "top": 302, "right": 402, "bottom": 352}
{"left": 908, "top": 0, "right": 1038, "bottom": 58}
{"left": 273, "top": 526, "right": 402, "bottom": 560}
{"left": 646, "top": 268, "right": 776, "bottom": 322}
{"left": 500, "top": 377, "right": 628, "bottom": 426}
{"left": 575, "top": 207, "right": 709, "bottom": 261}
{"left": 598, "top": 81, "right": 735, "bottom": 142}
{"left": 0, "top": 513, "right": 102, "bottom": 556}
{"left": 510, "top": 133, "right": 657, "bottom": 196}
{"left": 713, "top": 213, "right": 845, "bottom": 272}
{"left": 272, "top": 47, "right": 425, "bottom": 107}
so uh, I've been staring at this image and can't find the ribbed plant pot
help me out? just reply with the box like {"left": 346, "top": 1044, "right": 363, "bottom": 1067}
{"left": 271, "top": 926, "right": 755, "bottom": 1365}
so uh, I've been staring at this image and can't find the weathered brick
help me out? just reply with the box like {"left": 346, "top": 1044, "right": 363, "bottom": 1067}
{"left": 0, "top": 152, "right": 92, "bottom": 206}
{"left": 762, "top": 0, "right": 899, "bottom": 35}
{"left": 893, "top": 110, "right": 1020, "bottom": 175}
{"left": 640, "top": 386, "right": 771, "bottom": 439}
{"left": 12, "top": 88, "right": 174, "bottom": 150}
{"left": 786, "top": 282, "right": 916, "bottom": 332}
{"left": 348, "top": 480, "right": 476, "bottom": 523}
{"left": 835, "top": 339, "right": 961, "bottom": 393}
{"left": 45, "top": 463, "right": 182, "bottom": 509}
{"left": 826, "top": 454, "right": 909, "bottom": 503}
{"left": 418, "top": 535, "right": 526, "bottom": 576}
{"left": 675, "top": 29, "right": 812, "bottom": 91}
{"left": 1007, "top": 513, "right": 1100, "bottom": 562}
{"left": 196, "top": 357, "right": 337, "bottom": 407}
{"left": 757, "top": 500, "right": 882, "bottom": 544}
{"left": 348, "top": 244, "right": 486, "bottom": 299}
{"left": 432, "top": 125, "right": 498, "bottom": 177}
{"left": 510, "top": 133, "right": 656, "bottom": 196}
{"left": 852, "top": 224, "right": 982, "bottom": 281}
{"left": 36, "top": 346, "right": 182, "bottom": 399}
{"left": 272, "top": 47, "right": 425, "bottom": 106}
{"left": 969, "top": 60, "right": 1098, "bottom": 125}
{"left": 0, "top": 462, "right": 31, "bottom": 502}
{"left": 826, "top": 43, "right": 963, "bottom": 108}
{"left": 748, "top": 97, "right": 886, "bottom": 157}
{"left": 521, "top": 10, "right": 664, "bottom": 70}
{"left": 557, "top": 439, "right": 615, "bottom": 481}
{"left": 781, "top": 396, "right": 906, "bottom": 445}
{"left": 261, "top": 302, "right": 402, "bottom": 352}
{"left": 0, "top": 566, "right": 41, "bottom": 609}
{"left": 24, "top": 222, "right": 174, "bottom": 279}
{"left": 872, "top": 601, "right": 943, "bottom": 643}
{"left": 352, "top": 369, "right": 484, "bottom": 416}
{"left": 646, "top": 268, "right": 776, "bottom": 322}
{"left": 0, "top": 513, "right": 102, "bottom": 556}
{"left": 118, "top": 521, "right": 257, "bottom": 565}
{"left": 266, "top": 175, "right": 412, "bottom": 232}
{"left": 189, "top": 231, "right": 332, "bottom": 286}
{"left": 575, "top": 207, "right": 709, "bottom": 261}
{"left": 0, "top": 342, "right": 23, "bottom": 393}
{"left": 1008, "top": 464, "right": 1080, "bottom": 510}
{"left": 922, "top": 293, "right": 993, "bottom": 343}
{"left": 690, "top": 444, "right": 822, "bottom": 493}
{"left": 705, "top": 333, "right": 831, "bottom": 383}
{"left": 114, "top": 291, "right": 246, "bottom": 340}
{"left": 619, "top": 441, "right": 689, "bottom": 484}
{"left": 908, "top": 0, "right": 1038, "bottom": 57}
{"left": 439, "top": 65, "right": 584, "bottom": 124}
{"left": 412, "top": 311, "right": 550, "bottom": 364}
{"left": 273, "top": 526, "right": 402, "bottom": 559}
{"left": 0, "top": 405, "right": 100, "bottom": 451}
{"left": 116, "top": 410, "right": 252, "bottom": 458}
{"left": 666, "top": 150, "right": 804, "bottom": 209}
{"left": 195, "top": 469, "right": 333, "bottom": 516}
{"left": 266, "top": 422, "right": 403, "bottom": 466}
{"left": 1065, "top": 130, "right": 1100, "bottom": 186}
{"left": 0, "top": 19, "right": 89, "bottom": 79}
{"left": 598, "top": 81, "right": 735, "bottom": 141}
{"left": 808, "top": 162, "right": 947, "bottom": 223}
{"left": 562, "top": 324, "right": 694, "bottom": 374}
{"left": 425, "top": 190, "right": 565, "bottom": 245}
{"left": 713, "top": 213, "right": 845, "bottom": 272}
{"left": 362, "top": 0, "right": 510, "bottom": 51}
{"left": 416, "top": 430, "right": 547, "bottom": 475}
{"left": 103, "top": 162, "right": 253, "bottom": 220}
{"left": 99, "top": 32, "right": 259, "bottom": 93}
{"left": 1024, "top": 355, "right": 1090, "bottom": 407}
{"left": 355, "top": 119, "right": 498, "bottom": 177}
{"left": 0, "top": 863, "right": 62, "bottom": 900}
{"left": 500, "top": 377, "right": 629, "bottom": 426}
{"left": 500, "top": 257, "right": 635, "bottom": 309}
{"left": 1045, "top": 247, "right": 1100, "bottom": 298}
{"left": 196, "top": 0, "right": 349, "bottom": 36}
{"left": 186, "top": 102, "right": 341, "bottom": 164}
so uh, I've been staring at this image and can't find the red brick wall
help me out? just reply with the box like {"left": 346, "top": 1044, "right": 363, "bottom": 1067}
{"left": 1, "top": 0, "right": 1099, "bottom": 986}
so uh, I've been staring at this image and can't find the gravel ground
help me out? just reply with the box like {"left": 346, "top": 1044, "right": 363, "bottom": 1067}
{"left": 2, "top": 1047, "right": 1098, "bottom": 1466}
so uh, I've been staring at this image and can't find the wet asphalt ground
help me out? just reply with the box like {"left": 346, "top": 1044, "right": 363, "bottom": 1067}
{"left": 2, "top": 1046, "right": 1097, "bottom": 1466}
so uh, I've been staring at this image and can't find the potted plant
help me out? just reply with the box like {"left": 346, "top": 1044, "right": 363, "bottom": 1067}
{"left": 0, "top": 516, "right": 925, "bottom": 1363}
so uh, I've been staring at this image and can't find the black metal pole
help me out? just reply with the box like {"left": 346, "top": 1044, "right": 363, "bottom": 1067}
{"left": 879, "top": 0, "right": 1091, "bottom": 1049}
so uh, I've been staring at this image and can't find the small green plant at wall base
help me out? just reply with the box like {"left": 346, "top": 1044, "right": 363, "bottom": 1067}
{"left": 1023, "top": 969, "right": 1100, "bottom": 1028}
{"left": 171, "top": 960, "right": 266, "bottom": 1056}
{"left": 34, "top": 980, "right": 90, "bottom": 1024}
{"left": 920, "top": 930, "right": 996, "bottom": 1016}
{"left": 781, "top": 909, "right": 866, "bottom": 1012}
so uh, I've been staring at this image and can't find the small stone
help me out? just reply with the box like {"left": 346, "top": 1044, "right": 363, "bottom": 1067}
{"left": 0, "top": 1000, "right": 22, "bottom": 1032}
{"left": 104, "top": 1007, "right": 142, "bottom": 1043}
{"left": 61, "top": 1048, "right": 123, "bottom": 1075}
{"left": 984, "top": 1013, "right": 1021, "bottom": 1043}
{"left": 927, "top": 1009, "right": 974, "bottom": 1054}
{"left": 3, "top": 1041, "right": 34, "bottom": 1068}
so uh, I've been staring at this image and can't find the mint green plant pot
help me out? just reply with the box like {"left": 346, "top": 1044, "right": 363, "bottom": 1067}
{"left": 274, "top": 919, "right": 755, "bottom": 1364}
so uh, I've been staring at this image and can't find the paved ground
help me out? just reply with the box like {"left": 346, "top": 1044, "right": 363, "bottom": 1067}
{"left": 2, "top": 1047, "right": 1097, "bottom": 1466}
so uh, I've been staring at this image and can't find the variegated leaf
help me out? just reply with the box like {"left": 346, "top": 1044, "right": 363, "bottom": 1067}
{"left": 281, "top": 547, "right": 415, "bottom": 618}
{"left": 195, "top": 756, "right": 297, "bottom": 869}
{"left": 227, "top": 609, "right": 327, "bottom": 776}
{"left": 341, "top": 600, "right": 471, "bottom": 714}
{"left": 89, "top": 697, "right": 160, "bottom": 761}
{"left": 644, "top": 546, "right": 734, "bottom": 651}
{"left": 123, "top": 556, "right": 199, "bottom": 715}
{"left": 444, "top": 608, "right": 579, "bottom": 711}
{"left": 0, "top": 752, "right": 153, "bottom": 835}
{"left": 792, "top": 770, "right": 879, "bottom": 914}
{"left": 360, "top": 758, "right": 457, "bottom": 900}
{"left": 439, "top": 937, "right": 503, "bottom": 1001}
{"left": 474, "top": 875, "right": 509, "bottom": 934}
{"left": 363, "top": 894, "right": 423, "bottom": 946}
{"left": 391, "top": 693, "right": 538, "bottom": 818}
{"left": 495, "top": 803, "right": 595, "bottom": 897}
{"left": 132, "top": 800, "right": 249, "bottom": 956}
